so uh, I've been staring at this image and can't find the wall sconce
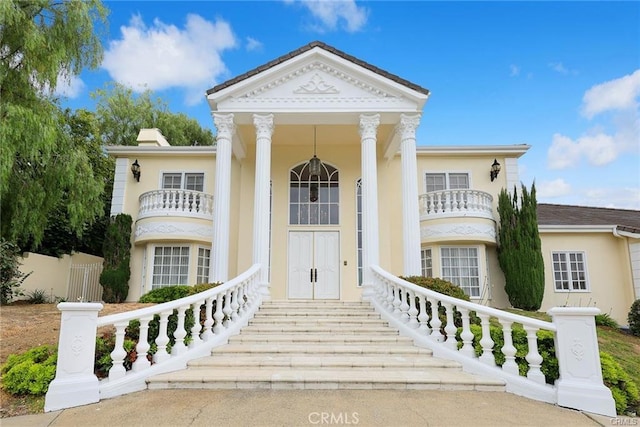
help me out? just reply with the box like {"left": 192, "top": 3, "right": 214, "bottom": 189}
{"left": 131, "top": 159, "right": 141, "bottom": 182}
{"left": 490, "top": 159, "right": 501, "bottom": 182}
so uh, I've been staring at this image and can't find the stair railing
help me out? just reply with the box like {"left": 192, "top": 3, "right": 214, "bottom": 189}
{"left": 45, "top": 263, "right": 263, "bottom": 412}
{"left": 366, "top": 264, "right": 616, "bottom": 417}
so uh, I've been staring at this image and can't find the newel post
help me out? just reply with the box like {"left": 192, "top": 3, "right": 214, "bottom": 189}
{"left": 547, "top": 307, "right": 616, "bottom": 417}
{"left": 45, "top": 302, "right": 103, "bottom": 412}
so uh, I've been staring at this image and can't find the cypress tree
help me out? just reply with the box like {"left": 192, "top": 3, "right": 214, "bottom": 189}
{"left": 497, "top": 183, "right": 545, "bottom": 310}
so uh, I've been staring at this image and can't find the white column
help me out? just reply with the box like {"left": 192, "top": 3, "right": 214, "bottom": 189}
{"left": 252, "top": 114, "right": 274, "bottom": 297}
{"left": 359, "top": 114, "right": 380, "bottom": 295}
{"left": 210, "top": 113, "right": 235, "bottom": 282}
{"left": 399, "top": 114, "right": 422, "bottom": 276}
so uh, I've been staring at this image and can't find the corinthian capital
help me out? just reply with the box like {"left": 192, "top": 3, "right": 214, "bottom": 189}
{"left": 213, "top": 113, "right": 236, "bottom": 139}
{"left": 398, "top": 114, "right": 421, "bottom": 141}
{"left": 359, "top": 114, "right": 380, "bottom": 139}
{"left": 253, "top": 114, "right": 274, "bottom": 139}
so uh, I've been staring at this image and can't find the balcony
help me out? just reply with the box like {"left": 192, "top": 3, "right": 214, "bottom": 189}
{"left": 419, "top": 189, "right": 494, "bottom": 220}
{"left": 419, "top": 189, "right": 496, "bottom": 244}
{"left": 138, "top": 189, "right": 214, "bottom": 220}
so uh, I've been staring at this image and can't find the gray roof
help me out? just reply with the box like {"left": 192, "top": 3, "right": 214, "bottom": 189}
{"left": 537, "top": 203, "right": 640, "bottom": 234}
{"left": 206, "top": 41, "right": 431, "bottom": 96}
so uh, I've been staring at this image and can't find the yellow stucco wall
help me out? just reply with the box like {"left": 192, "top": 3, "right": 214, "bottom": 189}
{"left": 539, "top": 231, "right": 636, "bottom": 325}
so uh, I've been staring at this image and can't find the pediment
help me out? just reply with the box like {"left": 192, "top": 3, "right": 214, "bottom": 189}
{"left": 208, "top": 46, "right": 429, "bottom": 121}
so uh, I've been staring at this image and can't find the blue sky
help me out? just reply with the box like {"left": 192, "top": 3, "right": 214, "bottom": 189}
{"left": 57, "top": 1, "right": 640, "bottom": 209}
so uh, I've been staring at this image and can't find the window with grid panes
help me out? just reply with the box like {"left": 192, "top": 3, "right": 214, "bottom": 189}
{"left": 552, "top": 252, "right": 588, "bottom": 291}
{"left": 421, "top": 248, "right": 433, "bottom": 277}
{"left": 161, "top": 173, "right": 204, "bottom": 191}
{"left": 425, "top": 173, "right": 469, "bottom": 192}
{"left": 152, "top": 246, "right": 190, "bottom": 288}
{"left": 289, "top": 162, "right": 339, "bottom": 225}
{"left": 196, "top": 247, "right": 211, "bottom": 284}
{"left": 440, "top": 247, "right": 480, "bottom": 297}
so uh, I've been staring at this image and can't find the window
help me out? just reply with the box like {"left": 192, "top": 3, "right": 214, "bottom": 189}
{"left": 356, "top": 179, "right": 363, "bottom": 286}
{"left": 552, "top": 252, "right": 588, "bottom": 291}
{"left": 425, "top": 173, "right": 469, "bottom": 192}
{"left": 421, "top": 248, "right": 433, "bottom": 278}
{"left": 162, "top": 172, "right": 204, "bottom": 192}
{"left": 152, "top": 246, "right": 189, "bottom": 288}
{"left": 197, "top": 247, "right": 211, "bottom": 284}
{"left": 289, "top": 162, "right": 339, "bottom": 225}
{"left": 440, "top": 247, "right": 480, "bottom": 297}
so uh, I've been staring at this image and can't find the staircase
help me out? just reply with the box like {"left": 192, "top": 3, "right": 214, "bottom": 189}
{"left": 146, "top": 300, "right": 505, "bottom": 391}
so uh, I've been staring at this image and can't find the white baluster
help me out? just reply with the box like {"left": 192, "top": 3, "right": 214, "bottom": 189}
{"left": 399, "top": 287, "right": 410, "bottom": 322}
{"left": 392, "top": 284, "right": 402, "bottom": 317}
{"left": 230, "top": 288, "right": 239, "bottom": 321}
{"left": 108, "top": 322, "right": 128, "bottom": 381}
{"left": 237, "top": 284, "right": 246, "bottom": 316}
{"left": 436, "top": 193, "right": 443, "bottom": 213}
{"left": 171, "top": 306, "right": 188, "bottom": 355}
{"left": 417, "top": 294, "right": 430, "bottom": 334}
{"left": 458, "top": 308, "right": 475, "bottom": 357}
{"left": 428, "top": 297, "right": 444, "bottom": 342}
{"left": 202, "top": 297, "right": 214, "bottom": 341}
{"left": 385, "top": 282, "right": 394, "bottom": 311}
{"left": 524, "top": 325, "right": 545, "bottom": 384}
{"left": 451, "top": 191, "right": 459, "bottom": 212}
{"left": 478, "top": 314, "right": 495, "bottom": 366}
{"left": 133, "top": 316, "right": 152, "bottom": 372}
{"left": 444, "top": 191, "right": 451, "bottom": 213}
{"left": 222, "top": 289, "right": 233, "bottom": 327}
{"left": 213, "top": 293, "right": 224, "bottom": 333}
{"left": 499, "top": 319, "right": 519, "bottom": 376}
{"left": 443, "top": 303, "right": 457, "bottom": 349}
{"left": 407, "top": 289, "right": 419, "bottom": 328}
{"left": 189, "top": 301, "right": 203, "bottom": 347}
{"left": 153, "top": 311, "right": 171, "bottom": 363}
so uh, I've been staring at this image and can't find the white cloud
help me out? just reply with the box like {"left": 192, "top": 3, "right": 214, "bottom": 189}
{"left": 581, "top": 69, "right": 640, "bottom": 119}
{"left": 291, "top": 0, "right": 368, "bottom": 33}
{"left": 583, "top": 187, "right": 640, "bottom": 210}
{"left": 537, "top": 179, "right": 572, "bottom": 198}
{"left": 54, "top": 74, "right": 85, "bottom": 98}
{"left": 246, "top": 37, "right": 263, "bottom": 52}
{"left": 548, "top": 62, "right": 574, "bottom": 75}
{"left": 509, "top": 64, "right": 520, "bottom": 77}
{"left": 102, "top": 14, "right": 237, "bottom": 105}
{"left": 548, "top": 131, "right": 619, "bottom": 169}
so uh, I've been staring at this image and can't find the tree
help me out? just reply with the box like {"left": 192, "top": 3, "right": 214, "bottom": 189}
{"left": 0, "top": 0, "right": 108, "bottom": 246}
{"left": 100, "top": 214, "right": 132, "bottom": 303}
{"left": 0, "top": 238, "right": 31, "bottom": 304}
{"left": 92, "top": 82, "right": 215, "bottom": 146}
{"left": 497, "top": 183, "right": 545, "bottom": 311}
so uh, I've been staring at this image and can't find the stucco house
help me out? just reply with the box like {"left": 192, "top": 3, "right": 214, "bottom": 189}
{"left": 44, "top": 41, "right": 628, "bottom": 415}
{"left": 106, "top": 41, "right": 637, "bottom": 325}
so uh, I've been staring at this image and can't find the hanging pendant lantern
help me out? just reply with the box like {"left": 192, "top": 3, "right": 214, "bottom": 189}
{"left": 309, "top": 126, "right": 322, "bottom": 177}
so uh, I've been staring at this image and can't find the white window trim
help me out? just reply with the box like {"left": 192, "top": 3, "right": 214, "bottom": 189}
{"left": 422, "top": 170, "right": 473, "bottom": 193}
{"left": 158, "top": 170, "right": 207, "bottom": 192}
{"left": 196, "top": 246, "right": 212, "bottom": 284}
{"left": 421, "top": 247, "right": 433, "bottom": 278}
{"left": 551, "top": 250, "right": 590, "bottom": 293}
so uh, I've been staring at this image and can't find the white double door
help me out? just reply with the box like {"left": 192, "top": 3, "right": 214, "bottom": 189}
{"left": 288, "top": 231, "right": 340, "bottom": 299}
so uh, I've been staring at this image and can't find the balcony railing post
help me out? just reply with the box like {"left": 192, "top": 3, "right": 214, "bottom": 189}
{"left": 547, "top": 307, "right": 616, "bottom": 417}
{"left": 45, "top": 302, "right": 103, "bottom": 412}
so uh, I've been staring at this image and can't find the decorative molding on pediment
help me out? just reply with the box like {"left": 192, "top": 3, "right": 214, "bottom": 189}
{"left": 294, "top": 73, "right": 339, "bottom": 94}
{"left": 239, "top": 61, "right": 396, "bottom": 100}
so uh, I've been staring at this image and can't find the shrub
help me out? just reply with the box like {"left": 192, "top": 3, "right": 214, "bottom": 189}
{"left": 0, "top": 238, "right": 30, "bottom": 305}
{"left": 402, "top": 276, "right": 478, "bottom": 332}
{"left": 139, "top": 285, "right": 191, "bottom": 303}
{"left": 628, "top": 299, "right": 640, "bottom": 337}
{"left": 1, "top": 345, "right": 57, "bottom": 396}
{"left": 188, "top": 282, "right": 222, "bottom": 295}
{"left": 100, "top": 214, "right": 132, "bottom": 303}
{"left": 26, "top": 289, "right": 49, "bottom": 304}
{"left": 600, "top": 351, "right": 640, "bottom": 415}
{"left": 595, "top": 313, "right": 619, "bottom": 328}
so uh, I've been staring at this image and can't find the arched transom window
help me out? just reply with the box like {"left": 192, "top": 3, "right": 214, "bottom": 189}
{"left": 289, "top": 161, "right": 339, "bottom": 225}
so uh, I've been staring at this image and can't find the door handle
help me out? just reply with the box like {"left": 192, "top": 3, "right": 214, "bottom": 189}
{"left": 314, "top": 268, "right": 318, "bottom": 282}
{"left": 310, "top": 268, "right": 313, "bottom": 283}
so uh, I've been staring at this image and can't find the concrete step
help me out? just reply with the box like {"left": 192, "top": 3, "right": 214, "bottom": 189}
{"left": 189, "top": 354, "right": 457, "bottom": 369}
{"left": 261, "top": 301, "right": 370, "bottom": 308}
{"left": 248, "top": 316, "right": 387, "bottom": 325}
{"left": 147, "top": 367, "right": 505, "bottom": 391}
{"left": 254, "top": 308, "right": 381, "bottom": 317}
{"left": 228, "top": 334, "right": 413, "bottom": 344}
{"left": 241, "top": 324, "right": 397, "bottom": 334}
{"left": 211, "top": 343, "right": 433, "bottom": 356}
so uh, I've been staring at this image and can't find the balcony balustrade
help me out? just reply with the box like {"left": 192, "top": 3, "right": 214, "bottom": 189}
{"left": 138, "top": 189, "right": 214, "bottom": 220}
{"left": 419, "top": 189, "right": 494, "bottom": 220}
